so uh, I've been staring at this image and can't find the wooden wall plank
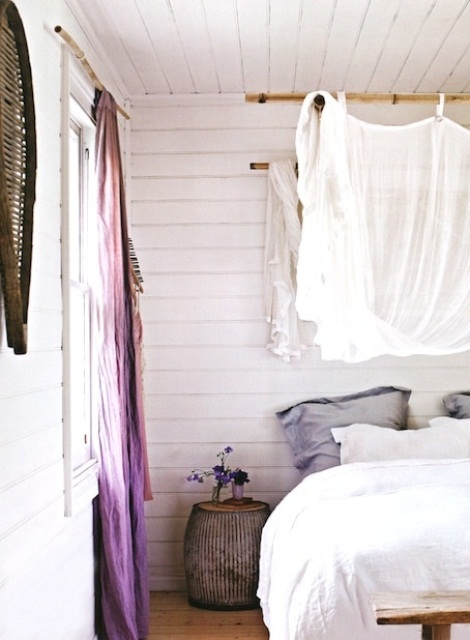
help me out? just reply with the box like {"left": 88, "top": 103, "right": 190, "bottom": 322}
{"left": 139, "top": 247, "right": 263, "bottom": 274}
{"left": 145, "top": 418, "right": 286, "bottom": 444}
{"left": 142, "top": 273, "right": 262, "bottom": 298}
{"left": 131, "top": 176, "right": 267, "bottom": 202}
{"left": 132, "top": 224, "right": 264, "bottom": 250}
{"left": 131, "top": 104, "right": 300, "bottom": 130}
{"left": 0, "top": 461, "right": 64, "bottom": 538}
{"left": 131, "top": 128, "right": 296, "bottom": 154}
{"left": 131, "top": 151, "right": 295, "bottom": 178}
{"left": 132, "top": 200, "right": 266, "bottom": 225}
{"left": 141, "top": 296, "right": 263, "bottom": 323}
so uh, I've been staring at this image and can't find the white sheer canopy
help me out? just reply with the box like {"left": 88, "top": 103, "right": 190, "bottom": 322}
{"left": 264, "top": 159, "right": 303, "bottom": 361}
{"left": 295, "top": 91, "right": 470, "bottom": 362}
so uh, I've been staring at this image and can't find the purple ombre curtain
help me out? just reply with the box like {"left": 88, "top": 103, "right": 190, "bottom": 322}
{"left": 93, "top": 89, "right": 149, "bottom": 640}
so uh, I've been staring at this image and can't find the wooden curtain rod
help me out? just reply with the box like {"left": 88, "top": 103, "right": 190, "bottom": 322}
{"left": 54, "top": 26, "right": 130, "bottom": 120}
{"left": 246, "top": 92, "right": 470, "bottom": 105}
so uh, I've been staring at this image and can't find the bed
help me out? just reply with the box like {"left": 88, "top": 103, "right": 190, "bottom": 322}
{"left": 257, "top": 387, "right": 470, "bottom": 640}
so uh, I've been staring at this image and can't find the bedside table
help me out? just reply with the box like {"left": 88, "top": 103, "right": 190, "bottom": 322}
{"left": 183, "top": 499, "right": 271, "bottom": 610}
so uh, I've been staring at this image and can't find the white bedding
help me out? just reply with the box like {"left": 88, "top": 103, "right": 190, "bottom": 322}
{"left": 258, "top": 459, "right": 470, "bottom": 640}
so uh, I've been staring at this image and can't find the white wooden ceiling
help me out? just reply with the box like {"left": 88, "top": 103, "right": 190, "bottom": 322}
{"left": 65, "top": 0, "right": 470, "bottom": 98}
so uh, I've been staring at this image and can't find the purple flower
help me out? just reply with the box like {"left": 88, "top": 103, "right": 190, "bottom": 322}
{"left": 186, "top": 446, "right": 250, "bottom": 492}
{"left": 230, "top": 469, "right": 250, "bottom": 485}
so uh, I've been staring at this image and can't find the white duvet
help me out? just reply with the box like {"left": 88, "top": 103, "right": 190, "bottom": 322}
{"left": 258, "top": 459, "right": 470, "bottom": 640}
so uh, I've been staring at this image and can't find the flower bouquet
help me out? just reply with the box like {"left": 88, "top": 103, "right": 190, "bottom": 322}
{"left": 187, "top": 446, "right": 250, "bottom": 503}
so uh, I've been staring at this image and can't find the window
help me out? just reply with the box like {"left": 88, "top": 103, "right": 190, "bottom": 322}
{"left": 67, "top": 103, "right": 94, "bottom": 471}
{"left": 61, "top": 51, "right": 98, "bottom": 516}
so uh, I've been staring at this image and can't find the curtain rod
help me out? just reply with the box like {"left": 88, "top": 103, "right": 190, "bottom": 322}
{"left": 54, "top": 26, "right": 130, "bottom": 120}
{"left": 246, "top": 92, "right": 470, "bottom": 104}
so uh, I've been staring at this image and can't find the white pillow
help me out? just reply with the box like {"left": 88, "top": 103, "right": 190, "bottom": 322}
{"left": 331, "top": 422, "right": 470, "bottom": 464}
{"left": 429, "top": 416, "right": 470, "bottom": 429}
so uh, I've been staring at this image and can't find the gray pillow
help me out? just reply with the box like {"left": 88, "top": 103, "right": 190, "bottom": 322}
{"left": 443, "top": 391, "right": 470, "bottom": 418}
{"left": 276, "top": 386, "right": 411, "bottom": 477}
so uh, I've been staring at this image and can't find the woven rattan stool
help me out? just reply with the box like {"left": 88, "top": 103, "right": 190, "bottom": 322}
{"left": 184, "top": 499, "right": 270, "bottom": 610}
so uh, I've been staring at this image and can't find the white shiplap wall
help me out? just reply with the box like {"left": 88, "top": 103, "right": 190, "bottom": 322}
{"left": 0, "top": 2, "right": 128, "bottom": 638}
{"left": 129, "top": 94, "right": 470, "bottom": 591}
{"left": 0, "top": 3, "right": 96, "bottom": 637}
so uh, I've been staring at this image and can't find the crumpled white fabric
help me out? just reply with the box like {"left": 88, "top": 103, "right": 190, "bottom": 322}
{"left": 295, "top": 91, "right": 470, "bottom": 362}
{"left": 258, "top": 458, "right": 470, "bottom": 640}
{"left": 264, "top": 159, "right": 304, "bottom": 360}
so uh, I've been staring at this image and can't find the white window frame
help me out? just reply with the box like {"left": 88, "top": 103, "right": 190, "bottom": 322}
{"left": 61, "top": 47, "right": 98, "bottom": 516}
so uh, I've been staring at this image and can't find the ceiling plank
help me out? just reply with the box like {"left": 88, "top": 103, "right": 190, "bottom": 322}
{"left": 236, "top": 0, "right": 269, "bottom": 93}
{"left": 135, "top": 0, "right": 195, "bottom": 95}
{"left": 83, "top": 0, "right": 166, "bottom": 95}
{"left": 202, "top": 0, "right": 244, "bottom": 93}
{"left": 439, "top": 46, "right": 470, "bottom": 92}
{"left": 65, "top": 0, "right": 145, "bottom": 96}
{"left": 168, "top": 0, "right": 220, "bottom": 93}
{"left": 320, "top": 0, "right": 373, "bottom": 91}
{"left": 367, "top": 0, "right": 469, "bottom": 93}
{"left": 294, "top": 0, "right": 338, "bottom": 93}
{"left": 413, "top": 0, "right": 470, "bottom": 92}
{"left": 67, "top": 0, "right": 470, "bottom": 99}
{"left": 110, "top": 0, "right": 171, "bottom": 94}
{"left": 268, "top": 0, "right": 304, "bottom": 93}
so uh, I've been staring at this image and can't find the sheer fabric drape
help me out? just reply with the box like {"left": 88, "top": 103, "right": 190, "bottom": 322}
{"left": 296, "top": 91, "right": 470, "bottom": 362}
{"left": 93, "top": 89, "right": 149, "bottom": 640}
{"left": 264, "top": 159, "right": 303, "bottom": 360}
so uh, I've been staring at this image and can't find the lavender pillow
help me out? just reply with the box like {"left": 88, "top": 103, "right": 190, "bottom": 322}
{"left": 443, "top": 392, "right": 470, "bottom": 419}
{"left": 276, "top": 386, "right": 411, "bottom": 477}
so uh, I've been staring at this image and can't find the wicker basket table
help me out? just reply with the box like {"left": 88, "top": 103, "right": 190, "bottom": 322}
{"left": 183, "top": 499, "right": 270, "bottom": 610}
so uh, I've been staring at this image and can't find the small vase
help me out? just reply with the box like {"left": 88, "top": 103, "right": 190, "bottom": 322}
{"left": 231, "top": 482, "right": 244, "bottom": 500}
{"left": 212, "top": 481, "right": 224, "bottom": 503}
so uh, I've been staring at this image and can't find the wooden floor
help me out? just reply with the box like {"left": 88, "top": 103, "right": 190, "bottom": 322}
{"left": 148, "top": 591, "right": 269, "bottom": 639}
